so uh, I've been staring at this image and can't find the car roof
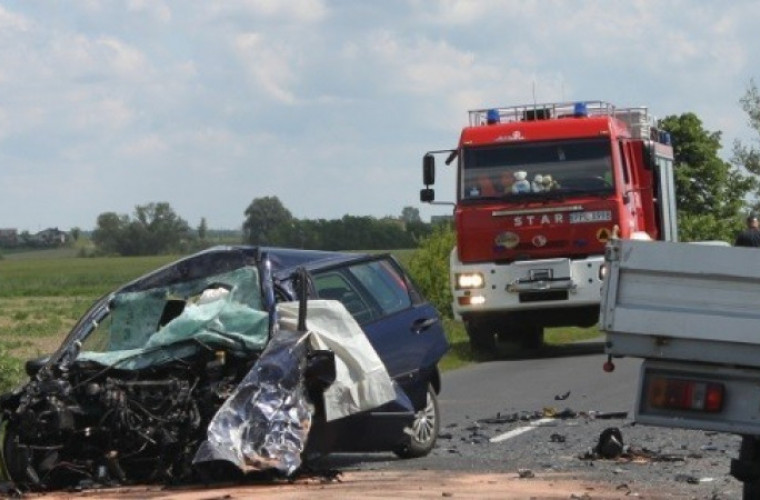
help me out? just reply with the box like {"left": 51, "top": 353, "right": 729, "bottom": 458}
{"left": 116, "top": 245, "right": 375, "bottom": 295}
{"left": 259, "top": 246, "right": 368, "bottom": 274}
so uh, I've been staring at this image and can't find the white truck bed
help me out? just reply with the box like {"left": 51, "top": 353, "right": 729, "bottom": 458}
{"left": 601, "top": 239, "right": 760, "bottom": 368}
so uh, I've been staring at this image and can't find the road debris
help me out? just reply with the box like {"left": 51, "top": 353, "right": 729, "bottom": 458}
{"left": 517, "top": 468, "right": 535, "bottom": 478}
{"left": 596, "top": 427, "right": 625, "bottom": 459}
{"left": 554, "top": 390, "right": 571, "bottom": 400}
{"left": 549, "top": 433, "right": 567, "bottom": 443}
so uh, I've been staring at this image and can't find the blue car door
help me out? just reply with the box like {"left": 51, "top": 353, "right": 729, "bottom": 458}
{"left": 312, "top": 256, "right": 448, "bottom": 384}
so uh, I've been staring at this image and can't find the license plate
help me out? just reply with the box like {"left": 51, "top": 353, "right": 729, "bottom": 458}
{"left": 570, "top": 210, "right": 612, "bottom": 224}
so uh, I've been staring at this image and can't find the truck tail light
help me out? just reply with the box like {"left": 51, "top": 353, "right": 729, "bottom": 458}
{"left": 647, "top": 376, "right": 724, "bottom": 413}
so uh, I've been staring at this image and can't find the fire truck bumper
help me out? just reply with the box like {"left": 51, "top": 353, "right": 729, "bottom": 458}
{"left": 506, "top": 278, "right": 576, "bottom": 293}
{"left": 450, "top": 251, "right": 605, "bottom": 319}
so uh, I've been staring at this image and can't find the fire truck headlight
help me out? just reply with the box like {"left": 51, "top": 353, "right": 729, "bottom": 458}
{"left": 456, "top": 272, "right": 485, "bottom": 289}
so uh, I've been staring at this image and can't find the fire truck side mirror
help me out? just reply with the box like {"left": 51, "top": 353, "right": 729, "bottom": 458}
{"left": 642, "top": 140, "right": 656, "bottom": 170}
{"left": 423, "top": 154, "right": 436, "bottom": 186}
{"left": 420, "top": 188, "right": 435, "bottom": 203}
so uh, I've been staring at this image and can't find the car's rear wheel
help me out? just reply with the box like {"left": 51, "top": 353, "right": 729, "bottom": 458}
{"left": 1, "top": 421, "right": 31, "bottom": 485}
{"left": 394, "top": 384, "right": 439, "bottom": 458}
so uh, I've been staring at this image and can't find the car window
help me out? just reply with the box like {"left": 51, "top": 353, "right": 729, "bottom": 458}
{"left": 313, "top": 258, "right": 412, "bottom": 324}
{"left": 349, "top": 260, "right": 411, "bottom": 316}
{"left": 313, "top": 270, "right": 375, "bottom": 323}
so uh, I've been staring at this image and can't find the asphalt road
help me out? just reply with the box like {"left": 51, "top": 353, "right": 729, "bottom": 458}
{"left": 318, "top": 341, "right": 745, "bottom": 498}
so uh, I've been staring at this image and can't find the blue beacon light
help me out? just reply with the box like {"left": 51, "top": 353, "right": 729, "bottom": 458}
{"left": 486, "top": 109, "right": 500, "bottom": 125}
{"left": 573, "top": 102, "right": 588, "bottom": 117}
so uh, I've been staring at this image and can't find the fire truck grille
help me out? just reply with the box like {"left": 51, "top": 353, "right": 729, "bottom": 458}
{"left": 518, "top": 291, "right": 569, "bottom": 303}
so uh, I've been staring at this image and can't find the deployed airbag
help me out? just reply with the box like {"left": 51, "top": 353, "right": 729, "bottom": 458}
{"left": 278, "top": 299, "right": 396, "bottom": 421}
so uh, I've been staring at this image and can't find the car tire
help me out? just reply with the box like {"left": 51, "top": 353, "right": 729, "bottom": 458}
{"left": 1, "top": 421, "right": 30, "bottom": 485}
{"left": 394, "top": 384, "right": 439, "bottom": 459}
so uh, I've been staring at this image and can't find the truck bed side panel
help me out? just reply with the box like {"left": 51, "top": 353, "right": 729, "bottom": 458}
{"left": 601, "top": 239, "right": 760, "bottom": 367}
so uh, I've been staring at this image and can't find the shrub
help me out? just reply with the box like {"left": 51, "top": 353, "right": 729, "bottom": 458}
{"left": 408, "top": 223, "right": 456, "bottom": 318}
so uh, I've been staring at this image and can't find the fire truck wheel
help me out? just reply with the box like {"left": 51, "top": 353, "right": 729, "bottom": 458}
{"left": 465, "top": 321, "right": 496, "bottom": 352}
{"left": 520, "top": 326, "right": 544, "bottom": 350}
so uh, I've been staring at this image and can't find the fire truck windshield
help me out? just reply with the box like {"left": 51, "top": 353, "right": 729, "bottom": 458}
{"left": 461, "top": 138, "right": 613, "bottom": 200}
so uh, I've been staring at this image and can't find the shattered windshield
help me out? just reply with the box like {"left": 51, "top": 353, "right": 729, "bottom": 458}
{"left": 76, "top": 265, "right": 269, "bottom": 369}
{"left": 461, "top": 138, "right": 613, "bottom": 200}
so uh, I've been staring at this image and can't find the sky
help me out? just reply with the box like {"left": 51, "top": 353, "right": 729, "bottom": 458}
{"left": 2, "top": 0, "right": 760, "bottom": 232}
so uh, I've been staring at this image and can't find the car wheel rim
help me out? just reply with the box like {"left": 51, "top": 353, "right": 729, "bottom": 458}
{"left": 411, "top": 392, "right": 436, "bottom": 444}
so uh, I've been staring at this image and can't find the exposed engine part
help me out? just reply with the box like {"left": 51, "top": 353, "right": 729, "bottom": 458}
{"left": 2, "top": 353, "right": 253, "bottom": 491}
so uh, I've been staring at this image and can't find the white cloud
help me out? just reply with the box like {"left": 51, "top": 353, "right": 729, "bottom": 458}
{"left": 2, "top": 2, "right": 760, "bottom": 230}
{"left": 116, "top": 134, "right": 168, "bottom": 158}
{"left": 71, "top": 97, "right": 135, "bottom": 131}
{"left": 234, "top": 32, "right": 298, "bottom": 104}
{"left": 127, "top": 0, "right": 172, "bottom": 22}
{"left": 206, "top": 0, "right": 327, "bottom": 23}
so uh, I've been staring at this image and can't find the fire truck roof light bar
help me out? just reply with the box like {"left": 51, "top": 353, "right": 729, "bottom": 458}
{"left": 469, "top": 101, "right": 618, "bottom": 126}
{"left": 470, "top": 101, "right": 672, "bottom": 143}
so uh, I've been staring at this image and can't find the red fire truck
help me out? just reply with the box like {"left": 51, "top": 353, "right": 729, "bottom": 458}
{"left": 420, "top": 101, "right": 677, "bottom": 352}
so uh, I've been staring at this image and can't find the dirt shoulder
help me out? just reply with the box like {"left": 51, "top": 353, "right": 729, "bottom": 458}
{"left": 20, "top": 469, "right": 692, "bottom": 500}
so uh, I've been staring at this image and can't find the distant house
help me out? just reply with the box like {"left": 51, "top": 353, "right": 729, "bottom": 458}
{"left": 34, "top": 227, "right": 69, "bottom": 246}
{"left": 0, "top": 228, "right": 18, "bottom": 247}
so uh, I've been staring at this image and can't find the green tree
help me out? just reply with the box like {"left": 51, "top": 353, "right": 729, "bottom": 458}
{"left": 92, "top": 203, "right": 191, "bottom": 256}
{"left": 242, "top": 196, "right": 294, "bottom": 245}
{"left": 734, "top": 79, "right": 760, "bottom": 215}
{"left": 131, "top": 202, "right": 191, "bottom": 255}
{"left": 92, "top": 212, "right": 130, "bottom": 255}
{"left": 660, "top": 113, "right": 753, "bottom": 241}
{"left": 401, "top": 206, "right": 422, "bottom": 224}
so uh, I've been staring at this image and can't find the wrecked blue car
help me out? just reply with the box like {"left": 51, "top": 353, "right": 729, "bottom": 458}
{"left": 0, "top": 246, "right": 449, "bottom": 490}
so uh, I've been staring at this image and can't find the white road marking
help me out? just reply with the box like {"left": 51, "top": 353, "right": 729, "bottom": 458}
{"left": 488, "top": 417, "right": 556, "bottom": 443}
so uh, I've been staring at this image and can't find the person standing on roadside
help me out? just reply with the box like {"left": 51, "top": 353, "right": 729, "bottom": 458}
{"left": 735, "top": 214, "right": 760, "bottom": 247}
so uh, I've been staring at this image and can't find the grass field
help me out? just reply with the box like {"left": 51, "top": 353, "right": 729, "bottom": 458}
{"left": 0, "top": 248, "right": 599, "bottom": 390}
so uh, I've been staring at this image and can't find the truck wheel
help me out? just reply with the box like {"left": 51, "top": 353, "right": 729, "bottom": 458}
{"left": 394, "top": 384, "right": 439, "bottom": 458}
{"left": 738, "top": 435, "right": 760, "bottom": 500}
{"left": 744, "top": 480, "right": 760, "bottom": 500}
{"left": 465, "top": 321, "right": 496, "bottom": 352}
{"left": 520, "top": 326, "right": 544, "bottom": 350}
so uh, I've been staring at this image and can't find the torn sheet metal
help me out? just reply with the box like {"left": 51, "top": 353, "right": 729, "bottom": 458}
{"left": 278, "top": 300, "right": 396, "bottom": 421}
{"left": 194, "top": 299, "right": 398, "bottom": 475}
{"left": 194, "top": 327, "right": 312, "bottom": 475}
